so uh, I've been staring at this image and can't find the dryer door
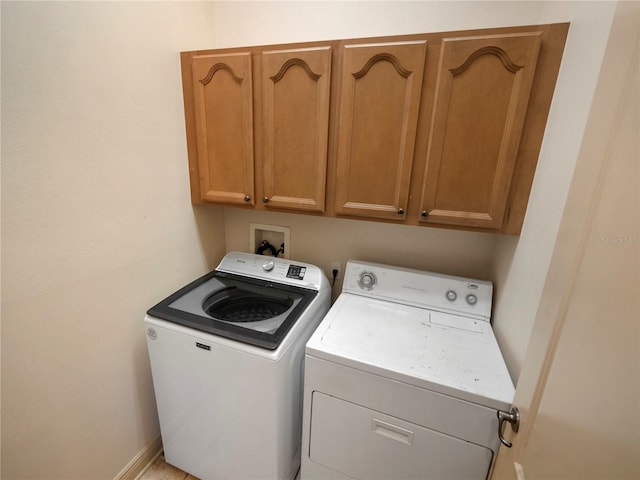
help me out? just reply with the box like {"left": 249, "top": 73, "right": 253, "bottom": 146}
{"left": 309, "top": 392, "right": 493, "bottom": 479}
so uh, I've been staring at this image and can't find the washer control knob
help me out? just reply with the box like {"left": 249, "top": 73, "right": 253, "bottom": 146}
{"left": 446, "top": 290, "right": 457, "bottom": 302}
{"left": 466, "top": 294, "right": 478, "bottom": 306}
{"left": 358, "top": 271, "right": 377, "bottom": 290}
{"left": 262, "top": 260, "right": 275, "bottom": 272}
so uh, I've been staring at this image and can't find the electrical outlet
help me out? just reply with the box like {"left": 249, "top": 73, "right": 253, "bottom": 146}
{"left": 330, "top": 262, "right": 342, "bottom": 281}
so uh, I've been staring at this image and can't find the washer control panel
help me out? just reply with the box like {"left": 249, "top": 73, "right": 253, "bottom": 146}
{"left": 343, "top": 260, "right": 492, "bottom": 321}
{"left": 217, "top": 252, "right": 326, "bottom": 290}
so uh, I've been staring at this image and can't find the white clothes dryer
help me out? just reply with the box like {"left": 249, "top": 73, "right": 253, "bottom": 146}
{"left": 301, "top": 260, "right": 514, "bottom": 479}
{"left": 145, "top": 252, "right": 330, "bottom": 480}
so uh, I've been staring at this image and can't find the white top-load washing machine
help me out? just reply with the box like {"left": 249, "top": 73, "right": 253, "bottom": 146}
{"left": 301, "top": 260, "right": 514, "bottom": 480}
{"left": 145, "top": 252, "right": 330, "bottom": 480}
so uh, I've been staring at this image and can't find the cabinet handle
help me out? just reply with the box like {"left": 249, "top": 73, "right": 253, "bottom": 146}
{"left": 244, "top": 195, "right": 251, "bottom": 202}
{"left": 421, "top": 210, "right": 428, "bottom": 218}
{"left": 397, "top": 208, "right": 404, "bottom": 215}
{"left": 263, "top": 196, "right": 270, "bottom": 203}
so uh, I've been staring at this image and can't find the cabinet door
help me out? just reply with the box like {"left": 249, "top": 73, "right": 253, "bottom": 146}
{"left": 191, "top": 52, "right": 254, "bottom": 205}
{"left": 262, "top": 47, "right": 331, "bottom": 212}
{"left": 419, "top": 32, "right": 542, "bottom": 228}
{"left": 334, "top": 41, "right": 427, "bottom": 220}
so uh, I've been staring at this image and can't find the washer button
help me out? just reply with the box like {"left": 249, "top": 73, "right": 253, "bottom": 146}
{"left": 466, "top": 294, "right": 478, "bottom": 305}
{"left": 446, "top": 290, "right": 457, "bottom": 302}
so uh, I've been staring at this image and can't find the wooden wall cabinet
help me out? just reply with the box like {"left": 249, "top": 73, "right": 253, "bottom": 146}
{"left": 182, "top": 46, "right": 332, "bottom": 212}
{"left": 418, "top": 32, "right": 542, "bottom": 229}
{"left": 261, "top": 47, "right": 331, "bottom": 212}
{"left": 181, "top": 23, "right": 568, "bottom": 235}
{"left": 333, "top": 40, "right": 427, "bottom": 220}
{"left": 190, "top": 52, "right": 254, "bottom": 205}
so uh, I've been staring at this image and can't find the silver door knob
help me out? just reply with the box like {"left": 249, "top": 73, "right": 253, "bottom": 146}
{"left": 497, "top": 407, "right": 520, "bottom": 448}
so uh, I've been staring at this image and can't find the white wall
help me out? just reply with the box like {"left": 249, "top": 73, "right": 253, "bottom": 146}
{"left": 1, "top": 2, "right": 221, "bottom": 479}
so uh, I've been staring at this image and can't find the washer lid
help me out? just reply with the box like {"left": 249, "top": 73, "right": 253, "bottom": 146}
{"left": 147, "top": 271, "right": 317, "bottom": 350}
{"left": 306, "top": 294, "right": 515, "bottom": 410}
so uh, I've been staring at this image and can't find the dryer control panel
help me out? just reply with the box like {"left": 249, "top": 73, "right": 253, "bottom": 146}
{"left": 343, "top": 260, "right": 492, "bottom": 321}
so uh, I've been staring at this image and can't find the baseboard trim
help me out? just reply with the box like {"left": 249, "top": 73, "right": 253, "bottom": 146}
{"left": 114, "top": 436, "right": 163, "bottom": 480}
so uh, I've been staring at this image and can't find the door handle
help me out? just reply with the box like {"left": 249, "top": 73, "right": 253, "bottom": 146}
{"left": 497, "top": 407, "right": 520, "bottom": 448}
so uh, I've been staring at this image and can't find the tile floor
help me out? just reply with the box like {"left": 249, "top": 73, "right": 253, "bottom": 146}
{"left": 138, "top": 455, "right": 199, "bottom": 480}
{"left": 138, "top": 455, "right": 301, "bottom": 480}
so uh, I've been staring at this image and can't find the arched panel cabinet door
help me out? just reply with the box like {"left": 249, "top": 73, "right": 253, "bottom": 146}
{"left": 261, "top": 47, "right": 332, "bottom": 212}
{"left": 191, "top": 52, "right": 255, "bottom": 206}
{"left": 419, "top": 32, "right": 542, "bottom": 229}
{"left": 334, "top": 40, "right": 427, "bottom": 220}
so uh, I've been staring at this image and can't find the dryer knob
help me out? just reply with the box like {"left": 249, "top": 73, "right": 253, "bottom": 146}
{"left": 358, "top": 271, "right": 377, "bottom": 290}
{"left": 262, "top": 260, "right": 275, "bottom": 272}
{"left": 466, "top": 294, "right": 478, "bottom": 306}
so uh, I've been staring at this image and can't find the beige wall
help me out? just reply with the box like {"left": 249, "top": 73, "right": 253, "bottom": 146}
{"left": 491, "top": 1, "right": 618, "bottom": 380}
{"left": 1, "top": 1, "right": 625, "bottom": 478}
{"left": 213, "top": 1, "right": 621, "bottom": 382}
{"left": 223, "top": 209, "right": 497, "bottom": 300}
{"left": 213, "top": 0, "right": 545, "bottom": 301}
{"left": 523, "top": 8, "right": 639, "bottom": 473}
{"left": 1, "top": 2, "right": 221, "bottom": 479}
{"left": 212, "top": 1, "right": 544, "bottom": 47}
{"left": 494, "top": 2, "right": 639, "bottom": 474}
{"left": 214, "top": 0, "right": 548, "bottom": 306}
